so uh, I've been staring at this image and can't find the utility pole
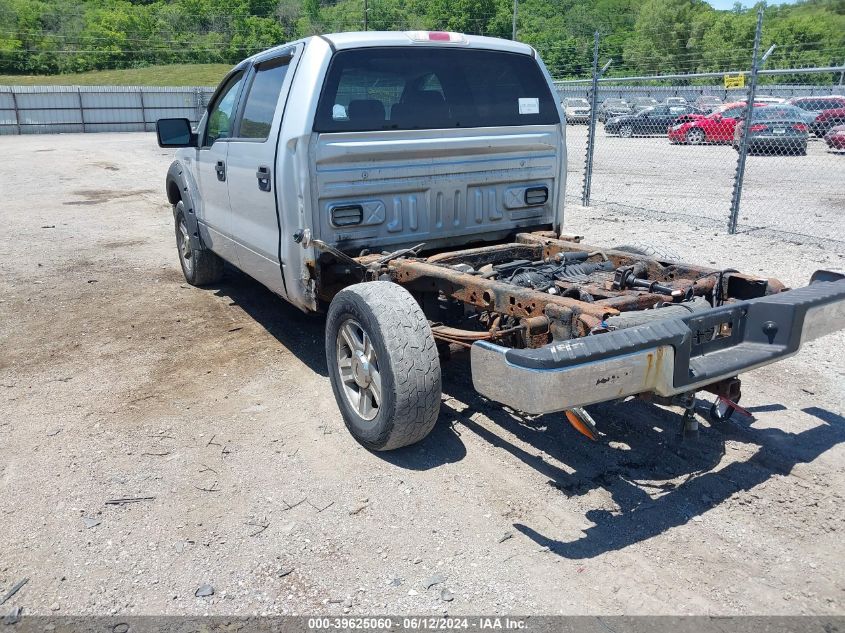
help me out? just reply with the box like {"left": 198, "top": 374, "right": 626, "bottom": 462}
{"left": 364, "top": 0, "right": 368, "bottom": 31}
{"left": 839, "top": 56, "right": 844, "bottom": 85}
{"left": 512, "top": 0, "right": 518, "bottom": 40}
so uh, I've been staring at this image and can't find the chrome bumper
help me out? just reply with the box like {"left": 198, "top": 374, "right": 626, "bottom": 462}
{"left": 471, "top": 279, "right": 845, "bottom": 415}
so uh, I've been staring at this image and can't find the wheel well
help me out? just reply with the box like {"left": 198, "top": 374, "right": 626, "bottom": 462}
{"left": 166, "top": 179, "right": 181, "bottom": 205}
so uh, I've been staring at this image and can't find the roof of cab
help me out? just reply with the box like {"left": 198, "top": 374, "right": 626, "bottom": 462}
{"left": 240, "top": 31, "right": 535, "bottom": 69}
{"left": 320, "top": 31, "right": 535, "bottom": 56}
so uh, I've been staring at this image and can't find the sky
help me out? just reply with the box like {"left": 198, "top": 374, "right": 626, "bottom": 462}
{"left": 705, "top": 0, "right": 798, "bottom": 8}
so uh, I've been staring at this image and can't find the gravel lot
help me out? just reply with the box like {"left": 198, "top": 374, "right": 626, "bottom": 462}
{"left": 565, "top": 125, "right": 845, "bottom": 244}
{"left": 1, "top": 132, "right": 844, "bottom": 617}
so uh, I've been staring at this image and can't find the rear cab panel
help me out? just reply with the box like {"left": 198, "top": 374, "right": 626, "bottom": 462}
{"left": 306, "top": 33, "right": 566, "bottom": 255}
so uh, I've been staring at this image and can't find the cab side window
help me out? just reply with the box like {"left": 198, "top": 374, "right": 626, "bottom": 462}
{"left": 204, "top": 71, "right": 245, "bottom": 147}
{"left": 236, "top": 59, "right": 291, "bottom": 140}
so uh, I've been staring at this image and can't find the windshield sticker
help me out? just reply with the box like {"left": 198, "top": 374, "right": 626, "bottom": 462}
{"left": 518, "top": 98, "right": 540, "bottom": 115}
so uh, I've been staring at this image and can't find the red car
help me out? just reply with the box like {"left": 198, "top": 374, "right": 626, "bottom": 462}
{"left": 824, "top": 124, "right": 845, "bottom": 150}
{"left": 668, "top": 101, "right": 767, "bottom": 145}
{"left": 812, "top": 107, "right": 845, "bottom": 137}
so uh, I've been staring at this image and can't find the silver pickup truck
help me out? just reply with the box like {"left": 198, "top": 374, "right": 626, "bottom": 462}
{"left": 156, "top": 31, "right": 845, "bottom": 451}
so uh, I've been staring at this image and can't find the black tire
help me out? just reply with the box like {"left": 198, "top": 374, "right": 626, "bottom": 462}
{"left": 620, "top": 124, "right": 634, "bottom": 138}
{"left": 326, "top": 282, "right": 441, "bottom": 451}
{"left": 174, "top": 201, "right": 224, "bottom": 286}
{"left": 614, "top": 243, "right": 682, "bottom": 263}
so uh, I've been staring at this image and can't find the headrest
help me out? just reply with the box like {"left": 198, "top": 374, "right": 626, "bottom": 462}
{"left": 347, "top": 99, "right": 385, "bottom": 127}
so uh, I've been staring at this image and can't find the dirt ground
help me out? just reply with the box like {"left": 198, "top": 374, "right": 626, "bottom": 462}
{"left": 1, "top": 132, "right": 843, "bottom": 617}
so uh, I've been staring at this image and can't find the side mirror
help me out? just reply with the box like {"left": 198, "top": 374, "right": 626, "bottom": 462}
{"left": 712, "top": 113, "right": 722, "bottom": 120}
{"left": 156, "top": 118, "right": 196, "bottom": 148}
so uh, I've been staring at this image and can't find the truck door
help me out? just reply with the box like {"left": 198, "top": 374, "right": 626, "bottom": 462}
{"left": 225, "top": 47, "right": 300, "bottom": 296}
{"left": 195, "top": 70, "right": 246, "bottom": 264}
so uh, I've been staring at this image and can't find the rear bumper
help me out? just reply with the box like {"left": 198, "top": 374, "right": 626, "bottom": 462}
{"left": 747, "top": 135, "right": 807, "bottom": 150}
{"left": 471, "top": 279, "right": 845, "bottom": 415}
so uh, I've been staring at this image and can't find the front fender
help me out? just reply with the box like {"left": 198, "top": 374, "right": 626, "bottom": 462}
{"left": 165, "top": 160, "right": 203, "bottom": 250}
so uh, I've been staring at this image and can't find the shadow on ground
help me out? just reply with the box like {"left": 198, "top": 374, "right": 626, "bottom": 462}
{"left": 207, "top": 267, "right": 845, "bottom": 558}
{"left": 207, "top": 266, "right": 470, "bottom": 467}
{"left": 210, "top": 265, "right": 328, "bottom": 377}
{"left": 440, "top": 354, "right": 844, "bottom": 559}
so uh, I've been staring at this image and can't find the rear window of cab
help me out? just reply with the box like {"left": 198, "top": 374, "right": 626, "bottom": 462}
{"left": 314, "top": 47, "right": 560, "bottom": 132}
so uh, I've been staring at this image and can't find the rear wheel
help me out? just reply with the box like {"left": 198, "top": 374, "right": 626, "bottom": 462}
{"left": 174, "top": 201, "right": 224, "bottom": 286}
{"left": 326, "top": 282, "right": 441, "bottom": 451}
{"left": 686, "top": 128, "right": 705, "bottom": 145}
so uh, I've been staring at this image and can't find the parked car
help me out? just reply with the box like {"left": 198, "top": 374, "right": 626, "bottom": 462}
{"left": 606, "top": 104, "right": 694, "bottom": 137}
{"left": 630, "top": 96, "right": 658, "bottom": 112}
{"left": 787, "top": 95, "right": 845, "bottom": 125}
{"left": 810, "top": 107, "right": 845, "bottom": 137}
{"left": 664, "top": 96, "right": 688, "bottom": 107}
{"left": 752, "top": 95, "right": 786, "bottom": 104}
{"left": 563, "top": 97, "right": 591, "bottom": 124}
{"left": 694, "top": 95, "right": 723, "bottom": 113}
{"left": 733, "top": 104, "right": 809, "bottom": 155}
{"left": 154, "top": 31, "right": 845, "bottom": 451}
{"left": 824, "top": 124, "right": 845, "bottom": 150}
{"left": 597, "top": 98, "right": 630, "bottom": 122}
{"left": 668, "top": 101, "right": 766, "bottom": 145}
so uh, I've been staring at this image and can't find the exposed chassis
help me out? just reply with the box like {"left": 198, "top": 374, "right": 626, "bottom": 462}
{"left": 318, "top": 230, "right": 845, "bottom": 419}
{"left": 387, "top": 232, "right": 782, "bottom": 337}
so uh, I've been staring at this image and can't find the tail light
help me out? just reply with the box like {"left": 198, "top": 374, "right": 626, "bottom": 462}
{"left": 793, "top": 123, "right": 808, "bottom": 132}
{"left": 749, "top": 124, "right": 767, "bottom": 132}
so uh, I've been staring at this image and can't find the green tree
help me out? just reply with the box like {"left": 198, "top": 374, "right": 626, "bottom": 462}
{"left": 622, "top": 0, "right": 713, "bottom": 75}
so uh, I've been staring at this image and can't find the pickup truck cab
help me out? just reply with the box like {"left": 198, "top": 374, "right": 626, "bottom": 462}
{"left": 157, "top": 31, "right": 845, "bottom": 451}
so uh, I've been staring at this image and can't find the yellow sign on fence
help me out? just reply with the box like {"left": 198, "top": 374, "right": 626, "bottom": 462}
{"left": 724, "top": 74, "right": 745, "bottom": 89}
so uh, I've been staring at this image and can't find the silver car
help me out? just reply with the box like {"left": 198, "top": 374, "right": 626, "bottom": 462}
{"left": 563, "top": 97, "right": 591, "bottom": 124}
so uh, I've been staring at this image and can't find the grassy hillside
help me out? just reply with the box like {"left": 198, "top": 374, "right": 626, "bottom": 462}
{"left": 0, "top": 64, "right": 230, "bottom": 87}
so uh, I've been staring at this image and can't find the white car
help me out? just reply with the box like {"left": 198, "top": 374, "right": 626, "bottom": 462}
{"left": 563, "top": 97, "right": 591, "bottom": 124}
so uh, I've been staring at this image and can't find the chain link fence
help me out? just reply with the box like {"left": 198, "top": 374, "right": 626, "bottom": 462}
{"left": 558, "top": 12, "right": 845, "bottom": 247}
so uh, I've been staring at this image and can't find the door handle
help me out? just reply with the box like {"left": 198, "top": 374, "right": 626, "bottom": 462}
{"left": 256, "top": 165, "right": 271, "bottom": 192}
{"left": 215, "top": 160, "right": 226, "bottom": 181}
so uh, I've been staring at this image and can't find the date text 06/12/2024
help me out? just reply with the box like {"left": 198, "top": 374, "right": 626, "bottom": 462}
{"left": 307, "top": 617, "right": 527, "bottom": 630}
